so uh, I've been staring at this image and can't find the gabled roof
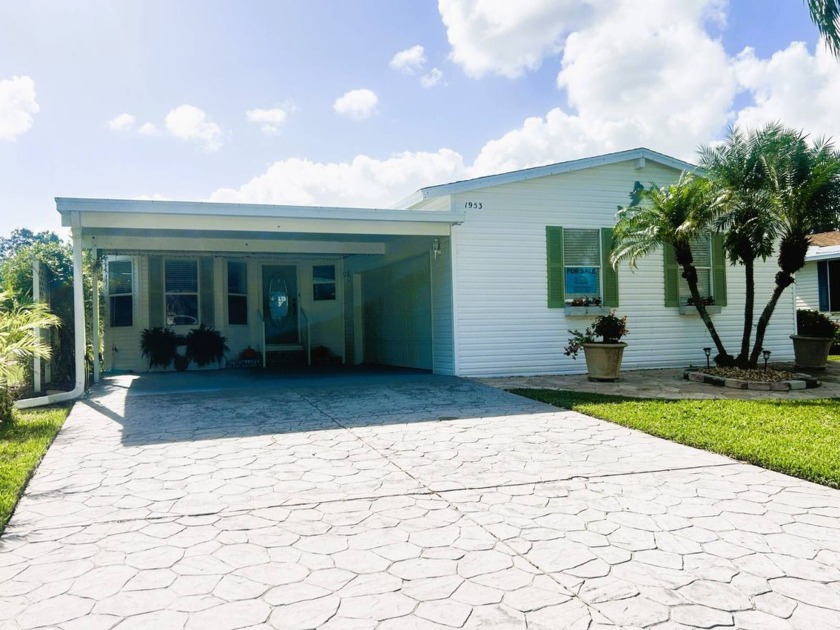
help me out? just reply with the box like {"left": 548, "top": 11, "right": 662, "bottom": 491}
{"left": 809, "top": 231, "right": 840, "bottom": 247}
{"left": 399, "top": 147, "right": 697, "bottom": 207}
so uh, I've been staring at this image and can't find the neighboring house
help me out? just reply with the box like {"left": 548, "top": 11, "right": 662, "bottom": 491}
{"left": 796, "top": 231, "right": 840, "bottom": 322}
{"left": 57, "top": 147, "right": 795, "bottom": 379}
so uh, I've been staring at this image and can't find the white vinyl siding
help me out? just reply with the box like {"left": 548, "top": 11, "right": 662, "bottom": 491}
{"left": 797, "top": 260, "right": 840, "bottom": 323}
{"left": 448, "top": 160, "right": 795, "bottom": 377}
{"left": 431, "top": 236, "right": 455, "bottom": 375}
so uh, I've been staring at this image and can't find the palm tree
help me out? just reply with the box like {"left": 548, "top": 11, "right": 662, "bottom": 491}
{"left": 612, "top": 174, "right": 734, "bottom": 365}
{"left": 750, "top": 132, "right": 840, "bottom": 366}
{"left": 0, "top": 292, "right": 60, "bottom": 421}
{"left": 808, "top": 0, "right": 840, "bottom": 56}
{"left": 699, "top": 124, "right": 783, "bottom": 367}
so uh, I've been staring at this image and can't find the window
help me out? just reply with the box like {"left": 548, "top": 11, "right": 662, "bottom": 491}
{"left": 546, "top": 226, "right": 618, "bottom": 308}
{"left": 663, "top": 233, "right": 727, "bottom": 308}
{"left": 165, "top": 259, "right": 199, "bottom": 325}
{"left": 313, "top": 264, "right": 336, "bottom": 301}
{"left": 818, "top": 260, "right": 840, "bottom": 311}
{"left": 108, "top": 259, "right": 133, "bottom": 327}
{"left": 678, "top": 236, "right": 712, "bottom": 305}
{"left": 227, "top": 261, "right": 248, "bottom": 325}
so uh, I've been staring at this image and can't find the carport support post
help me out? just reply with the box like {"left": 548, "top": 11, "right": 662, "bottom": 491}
{"left": 71, "top": 215, "right": 87, "bottom": 392}
{"left": 91, "top": 247, "right": 100, "bottom": 383}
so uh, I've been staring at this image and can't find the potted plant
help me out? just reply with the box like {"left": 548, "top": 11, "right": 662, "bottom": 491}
{"left": 792, "top": 309, "right": 838, "bottom": 369}
{"left": 140, "top": 327, "right": 179, "bottom": 369}
{"left": 185, "top": 324, "right": 229, "bottom": 367}
{"left": 565, "top": 311, "right": 629, "bottom": 381}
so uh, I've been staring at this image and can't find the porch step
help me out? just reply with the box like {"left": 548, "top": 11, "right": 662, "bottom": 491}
{"left": 265, "top": 350, "right": 306, "bottom": 369}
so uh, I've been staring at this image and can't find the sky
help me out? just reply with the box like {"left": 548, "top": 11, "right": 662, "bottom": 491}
{"left": 0, "top": 0, "right": 837, "bottom": 238}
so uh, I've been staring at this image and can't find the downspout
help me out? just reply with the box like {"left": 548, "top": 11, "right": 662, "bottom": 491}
{"left": 15, "top": 213, "right": 87, "bottom": 409}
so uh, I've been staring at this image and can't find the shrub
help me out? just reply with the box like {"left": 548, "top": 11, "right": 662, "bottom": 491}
{"left": 796, "top": 309, "right": 839, "bottom": 338}
{"left": 140, "top": 327, "right": 180, "bottom": 368}
{"left": 185, "top": 325, "right": 228, "bottom": 367}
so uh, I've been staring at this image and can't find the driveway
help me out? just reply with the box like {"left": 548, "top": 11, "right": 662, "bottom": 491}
{"left": 1, "top": 371, "right": 839, "bottom": 629}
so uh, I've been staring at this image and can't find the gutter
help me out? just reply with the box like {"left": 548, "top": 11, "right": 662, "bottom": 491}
{"left": 15, "top": 213, "right": 87, "bottom": 409}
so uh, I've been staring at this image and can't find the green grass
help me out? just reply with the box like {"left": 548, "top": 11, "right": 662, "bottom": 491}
{"left": 0, "top": 405, "right": 70, "bottom": 533}
{"left": 510, "top": 389, "right": 840, "bottom": 489}
{"left": 828, "top": 354, "right": 840, "bottom": 361}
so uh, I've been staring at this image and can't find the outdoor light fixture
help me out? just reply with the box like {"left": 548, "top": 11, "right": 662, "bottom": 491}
{"left": 703, "top": 347, "right": 711, "bottom": 369}
{"left": 762, "top": 349, "right": 771, "bottom": 373}
{"left": 432, "top": 238, "right": 441, "bottom": 260}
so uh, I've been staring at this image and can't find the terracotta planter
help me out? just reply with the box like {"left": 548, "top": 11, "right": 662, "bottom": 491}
{"left": 790, "top": 335, "right": 833, "bottom": 369}
{"left": 582, "top": 342, "right": 627, "bottom": 382}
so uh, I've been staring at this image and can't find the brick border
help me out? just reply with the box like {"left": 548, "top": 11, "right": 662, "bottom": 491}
{"left": 683, "top": 369, "right": 821, "bottom": 391}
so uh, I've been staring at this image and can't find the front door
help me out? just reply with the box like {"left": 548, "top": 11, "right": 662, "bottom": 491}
{"left": 262, "top": 265, "right": 299, "bottom": 345}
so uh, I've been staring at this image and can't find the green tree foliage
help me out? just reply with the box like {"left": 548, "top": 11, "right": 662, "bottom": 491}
{"left": 808, "top": 0, "right": 840, "bottom": 56}
{"left": 0, "top": 292, "right": 60, "bottom": 422}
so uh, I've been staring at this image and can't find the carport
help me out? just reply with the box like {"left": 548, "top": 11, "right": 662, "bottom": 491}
{"left": 21, "top": 198, "right": 463, "bottom": 406}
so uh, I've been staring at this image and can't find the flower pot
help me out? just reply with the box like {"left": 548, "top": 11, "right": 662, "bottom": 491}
{"left": 582, "top": 342, "right": 627, "bottom": 382}
{"left": 790, "top": 335, "right": 833, "bottom": 369}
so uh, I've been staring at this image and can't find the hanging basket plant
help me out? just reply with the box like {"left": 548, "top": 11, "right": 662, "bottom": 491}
{"left": 140, "top": 327, "right": 180, "bottom": 369}
{"left": 185, "top": 324, "right": 229, "bottom": 367}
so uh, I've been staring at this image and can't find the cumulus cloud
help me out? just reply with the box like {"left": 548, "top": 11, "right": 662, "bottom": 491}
{"left": 209, "top": 149, "right": 466, "bottom": 207}
{"left": 420, "top": 68, "right": 446, "bottom": 88}
{"left": 333, "top": 89, "right": 379, "bottom": 120}
{"left": 466, "top": 0, "right": 736, "bottom": 173}
{"left": 107, "top": 113, "right": 135, "bottom": 131}
{"left": 165, "top": 104, "right": 224, "bottom": 150}
{"left": 438, "top": 0, "right": 593, "bottom": 78}
{"left": 390, "top": 45, "right": 427, "bottom": 74}
{"left": 137, "top": 122, "right": 159, "bottom": 136}
{"left": 733, "top": 41, "right": 840, "bottom": 139}
{"left": 246, "top": 107, "right": 288, "bottom": 134}
{"left": 0, "top": 75, "right": 39, "bottom": 141}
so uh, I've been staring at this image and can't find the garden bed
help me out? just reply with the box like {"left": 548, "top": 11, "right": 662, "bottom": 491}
{"left": 684, "top": 367, "right": 821, "bottom": 390}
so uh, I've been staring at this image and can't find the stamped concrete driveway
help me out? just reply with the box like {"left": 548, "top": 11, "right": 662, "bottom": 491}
{"left": 1, "top": 371, "right": 839, "bottom": 629}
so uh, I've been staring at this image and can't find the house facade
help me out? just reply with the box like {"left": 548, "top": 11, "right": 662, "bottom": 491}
{"left": 58, "top": 148, "right": 796, "bottom": 380}
{"left": 796, "top": 231, "right": 840, "bottom": 322}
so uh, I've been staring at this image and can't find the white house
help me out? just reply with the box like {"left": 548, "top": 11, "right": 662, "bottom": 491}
{"left": 796, "top": 231, "right": 840, "bottom": 322}
{"left": 54, "top": 147, "right": 796, "bottom": 383}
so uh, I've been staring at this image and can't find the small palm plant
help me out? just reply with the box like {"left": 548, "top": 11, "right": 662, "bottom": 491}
{"left": 0, "top": 292, "right": 61, "bottom": 422}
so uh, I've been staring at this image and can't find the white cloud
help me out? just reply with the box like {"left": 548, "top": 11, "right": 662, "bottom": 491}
{"left": 333, "top": 89, "right": 379, "bottom": 120}
{"left": 164, "top": 104, "right": 224, "bottom": 151}
{"left": 420, "top": 68, "right": 446, "bottom": 88}
{"left": 209, "top": 149, "right": 466, "bottom": 207}
{"left": 132, "top": 193, "right": 171, "bottom": 201}
{"left": 0, "top": 75, "right": 39, "bottom": 141}
{"left": 439, "top": 0, "right": 593, "bottom": 78}
{"left": 470, "top": 0, "right": 736, "bottom": 173}
{"left": 137, "top": 122, "right": 159, "bottom": 136}
{"left": 107, "top": 113, "right": 135, "bottom": 131}
{"left": 390, "top": 45, "right": 427, "bottom": 74}
{"left": 246, "top": 107, "right": 288, "bottom": 134}
{"left": 733, "top": 41, "right": 840, "bottom": 139}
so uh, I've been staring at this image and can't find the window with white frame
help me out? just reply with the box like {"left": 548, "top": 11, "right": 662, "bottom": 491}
{"left": 564, "top": 229, "right": 601, "bottom": 302}
{"left": 108, "top": 259, "right": 133, "bottom": 327}
{"left": 227, "top": 261, "right": 247, "bottom": 325}
{"left": 165, "top": 259, "right": 199, "bottom": 325}
{"left": 312, "top": 264, "right": 336, "bottom": 301}
{"left": 678, "top": 235, "right": 712, "bottom": 305}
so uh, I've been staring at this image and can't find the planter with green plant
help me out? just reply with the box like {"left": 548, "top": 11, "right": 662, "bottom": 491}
{"left": 140, "top": 327, "right": 180, "bottom": 370}
{"left": 565, "top": 311, "right": 629, "bottom": 382}
{"left": 792, "top": 309, "right": 839, "bottom": 369}
{"left": 184, "top": 324, "right": 229, "bottom": 367}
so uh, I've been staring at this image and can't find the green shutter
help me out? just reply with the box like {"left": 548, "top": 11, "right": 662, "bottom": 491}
{"left": 711, "top": 234, "right": 727, "bottom": 307}
{"left": 148, "top": 256, "right": 164, "bottom": 327}
{"left": 663, "top": 245, "right": 680, "bottom": 307}
{"left": 199, "top": 257, "right": 215, "bottom": 327}
{"left": 601, "top": 227, "right": 619, "bottom": 307}
{"left": 546, "top": 226, "right": 564, "bottom": 308}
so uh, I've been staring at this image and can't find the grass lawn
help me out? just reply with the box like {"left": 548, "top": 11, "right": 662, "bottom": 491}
{"left": 829, "top": 354, "right": 840, "bottom": 361}
{"left": 510, "top": 389, "right": 840, "bottom": 489}
{"left": 0, "top": 405, "right": 70, "bottom": 533}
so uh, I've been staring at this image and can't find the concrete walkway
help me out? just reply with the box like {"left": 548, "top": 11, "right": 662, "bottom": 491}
{"left": 1, "top": 371, "right": 839, "bottom": 629}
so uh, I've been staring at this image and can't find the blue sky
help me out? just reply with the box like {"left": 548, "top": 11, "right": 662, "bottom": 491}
{"left": 0, "top": 0, "right": 835, "bottom": 237}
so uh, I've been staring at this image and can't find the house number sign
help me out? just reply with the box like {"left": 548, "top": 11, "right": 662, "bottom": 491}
{"left": 464, "top": 201, "right": 483, "bottom": 209}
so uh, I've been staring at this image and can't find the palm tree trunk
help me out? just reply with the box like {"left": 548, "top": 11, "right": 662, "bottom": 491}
{"left": 737, "top": 257, "right": 755, "bottom": 367}
{"left": 749, "top": 272, "right": 793, "bottom": 367}
{"left": 681, "top": 263, "right": 731, "bottom": 364}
